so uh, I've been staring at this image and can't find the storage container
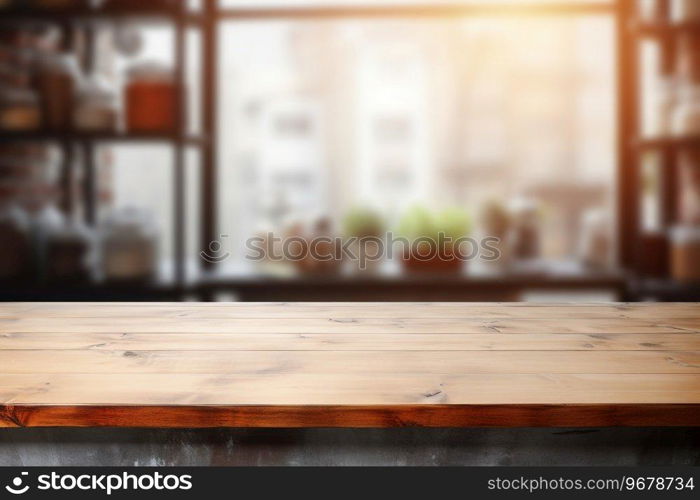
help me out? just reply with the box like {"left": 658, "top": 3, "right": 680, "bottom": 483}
{"left": 125, "top": 62, "right": 178, "bottom": 133}
{"left": 74, "top": 75, "right": 118, "bottom": 131}
{"left": 36, "top": 53, "right": 80, "bottom": 130}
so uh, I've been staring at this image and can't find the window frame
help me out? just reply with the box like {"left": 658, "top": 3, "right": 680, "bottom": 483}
{"left": 200, "top": 0, "right": 633, "bottom": 274}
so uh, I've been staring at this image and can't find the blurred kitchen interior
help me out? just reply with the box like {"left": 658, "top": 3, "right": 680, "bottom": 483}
{"left": 1, "top": 0, "right": 700, "bottom": 302}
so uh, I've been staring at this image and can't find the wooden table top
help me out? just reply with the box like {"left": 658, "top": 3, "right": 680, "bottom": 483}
{"left": 1, "top": 302, "right": 699, "bottom": 428}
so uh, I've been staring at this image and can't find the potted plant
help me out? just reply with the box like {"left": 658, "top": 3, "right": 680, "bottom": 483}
{"left": 342, "top": 207, "right": 386, "bottom": 274}
{"left": 396, "top": 206, "right": 472, "bottom": 273}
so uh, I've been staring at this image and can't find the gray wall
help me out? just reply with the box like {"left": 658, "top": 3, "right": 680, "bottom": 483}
{"left": 1, "top": 428, "right": 698, "bottom": 466}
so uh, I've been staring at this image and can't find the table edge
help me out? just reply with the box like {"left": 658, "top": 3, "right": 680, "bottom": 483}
{"left": 2, "top": 404, "right": 698, "bottom": 428}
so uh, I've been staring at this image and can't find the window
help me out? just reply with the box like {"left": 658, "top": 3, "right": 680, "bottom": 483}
{"left": 216, "top": 5, "right": 616, "bottom": 271}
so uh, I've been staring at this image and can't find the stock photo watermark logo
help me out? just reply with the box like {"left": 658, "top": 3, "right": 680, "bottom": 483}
{"left": 200, "top": 232, "right": 501, "bottom": 269}
{"left": 5, "top": 472, "right": 29, "bottom": 495}
{"left": 200, "top": 234, "right": 231, "bottom": 264}
{"left": 3, "top": 471, "right": 193, "bottom": 496}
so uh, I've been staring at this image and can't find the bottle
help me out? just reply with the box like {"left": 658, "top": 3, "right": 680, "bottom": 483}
{"left": 36, "top": 52, "right": 81, "bottom": 130}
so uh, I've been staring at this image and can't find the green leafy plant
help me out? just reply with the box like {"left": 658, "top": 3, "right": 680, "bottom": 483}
{"left": 343, "top": 207, "right": 385, "bottom": 238}
{"left": 396, "top": 206, "right": 472, "bottom": 243}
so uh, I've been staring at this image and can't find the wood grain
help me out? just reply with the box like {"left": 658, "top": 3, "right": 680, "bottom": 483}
{"left": 0, "top": 302, "right": 698, "bottom": 427}
{"left": 2, "top": 373, "right": 699, "bottom": 405}
{"left": 2, "top": 332, "right": 698, "bottom": 351}
{"left": 2, "top": 316, "right": 699, "bottom": 334}
{"left": 3, "top": 302, "right": 700, "bottom": 319}
{"left": 1, "top": 350, "right": 698, "bottom": 374}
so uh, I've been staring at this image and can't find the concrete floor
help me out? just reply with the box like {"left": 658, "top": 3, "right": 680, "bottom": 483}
{"left": 0, "top": 428, "right": 698, "bottom": 466}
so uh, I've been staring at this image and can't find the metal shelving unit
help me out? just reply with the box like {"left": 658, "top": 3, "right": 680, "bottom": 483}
{"left": 624, "top": 0, "right": 700, "bottom": 299}
{"left": 1, "top": 1, "right": 659, "bottom": 301}
{"left": 1, "top": 1, "right": 211, "bottom": 287}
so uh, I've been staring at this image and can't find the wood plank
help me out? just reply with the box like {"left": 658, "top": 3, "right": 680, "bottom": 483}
{"left": 2, "top": 317, "right": 698, "bottom": 334}
{"left": 1, "top": 350, "right": 698, "bottom": 374}
{"left": 3, "top": 302, "right": 700, "bottom": 320}
{"left": 2, "top": 332, "right": 699, "bottom": 351}
{"left": 1, "top": 373, "right": 699, "bottom": 406}
{"left": 1, "top": 302, "right": 699, "bottom": 428}
{"left": 2, "top": 404, "right": 698, "bottom": 428}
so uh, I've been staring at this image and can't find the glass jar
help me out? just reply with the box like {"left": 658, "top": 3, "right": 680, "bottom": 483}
{"left": 74, "top": 75, "right": 118, "bottom": 132}
{"left": 672, "top": 85, "right": 700, "bottom": 136}
{"left": 0, "top": 86, "right": 41, "bottom": 131}
{"left": 100, "top": 208, "right": 158, "bottom": 282}
{"left": 125, "top": 62, "right": 178, "bottom": 133}
{"left": 36, "top": 53, "right": 81, "bottom": 130}
{"left": 670, "top": 225, "right": 700, "bottom": 283}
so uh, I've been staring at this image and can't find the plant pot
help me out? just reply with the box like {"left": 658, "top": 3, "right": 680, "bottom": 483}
{"left": 292, "top": 238, "right": 342, "bottom": 276}
{"left": 401, "top": 242, "right": 464, "bottom": 274}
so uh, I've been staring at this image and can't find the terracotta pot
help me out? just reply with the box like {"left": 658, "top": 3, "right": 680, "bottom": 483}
{"left": 401, "top": 241, "right": 464, "bottom": 274}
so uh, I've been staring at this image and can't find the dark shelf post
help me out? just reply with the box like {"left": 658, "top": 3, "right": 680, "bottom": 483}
{"left": 658, "top": 0, "right": 679, "bottom": 230}
{"left": 174, "top": 3, "right": 187, "bottom": 286}
{"left": 82, "top": 142, "right": 97, "bottom": 225}
{"left": 616, "top": 0, "right": 640, "bottom": 272}
{"left": 81, "top": 22, "right": 98, "bottom": 226}
{"left": 201, "top": 0, "right": 218, "bottom": 272}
